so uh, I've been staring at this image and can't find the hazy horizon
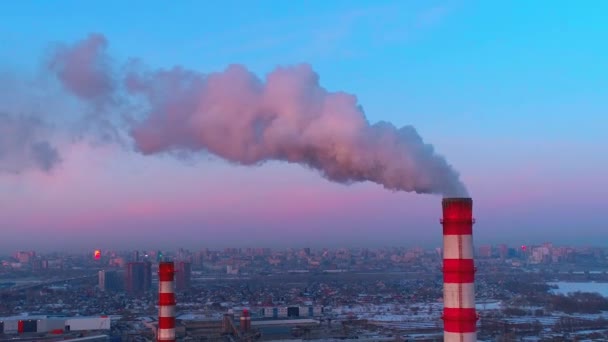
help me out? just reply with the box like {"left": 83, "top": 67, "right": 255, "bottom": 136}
{"left": 5, "top": 237, "right": 607, "bottom": 255}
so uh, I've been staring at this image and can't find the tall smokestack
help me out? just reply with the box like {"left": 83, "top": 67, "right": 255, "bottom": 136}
{"left": 441, "top": 198, "right": 477, "bottom": 342}
{"left": 157, "top": 262, "right": 176, "bottom": 342}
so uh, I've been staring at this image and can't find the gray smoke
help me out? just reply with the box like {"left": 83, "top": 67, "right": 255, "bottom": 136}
{"left": 0, "top": 113, "right": 61, "bottom": 174}
{"left": 126, "top": 63, "right": 467, "bottom": 196}
{"left": 47, "top": 33, "right": 115, "bottom": 105}
{"left": 38, "top": 34, "right": 468, "bottom": 196}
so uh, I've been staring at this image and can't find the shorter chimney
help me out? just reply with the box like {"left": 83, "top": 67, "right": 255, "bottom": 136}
{"left": 158, "top": 262, "right": 176, "bottom": 342}
{"left": 240, "top": 309, "right": 251, "bottom": 333}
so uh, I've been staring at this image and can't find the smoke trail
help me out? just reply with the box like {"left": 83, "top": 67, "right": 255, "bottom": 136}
{"left": 0, "top": 33, "right": 115, "bottom": 175}
{"left": 0, "top": 113, "right": 61, "bottom": 173}
{"left": 48, "top": 33, "right": 115, "bottom": 105}
{"left": 126, "top": 63, "right": 467, "bottom": 196}
{"left": 48, "top": 34, "right": 467, "bottom": 196}
{"left": 46, "top": 33, "right": 126, "bottom": 145}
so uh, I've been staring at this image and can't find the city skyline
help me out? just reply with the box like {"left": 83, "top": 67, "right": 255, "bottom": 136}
{"left": 6, "top": 242, "right": 597, "bottom": 257}
{"left": 2, "top": 1, "right": 607, "bottom": 251}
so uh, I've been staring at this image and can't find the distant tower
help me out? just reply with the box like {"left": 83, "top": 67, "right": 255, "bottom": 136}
{"left": 441, "top": 198, "right": 477, "bottom": 342}
{"left": 158, "top": 262, "right": 176, "bottom": 342}
{"left": 144, "top": 261, "right": 152, "bottom": 292}
{"left": 98, "top": 270, "right": 107, "bottom": 291}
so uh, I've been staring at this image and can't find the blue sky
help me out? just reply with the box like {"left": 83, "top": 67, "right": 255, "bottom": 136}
{"left": 1, "top": 1, "right": 607, "bottom": 250}
{"left": 5, "top": 1, "right": 605, "bottom": 141}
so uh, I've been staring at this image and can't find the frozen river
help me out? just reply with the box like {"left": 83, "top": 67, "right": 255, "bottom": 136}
{"left": 548, "top": 282, "right": 608, "bottom": 297}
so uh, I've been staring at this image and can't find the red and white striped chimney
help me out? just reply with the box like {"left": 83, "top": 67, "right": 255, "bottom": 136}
{"left": 441, "top": 197, "right": 477, "bottom": 342}
{"left": 240, "top": 308, "right": 251, "bottom": 332}
{"left": 158, "top": 262, "right": 176, "bottom": 342}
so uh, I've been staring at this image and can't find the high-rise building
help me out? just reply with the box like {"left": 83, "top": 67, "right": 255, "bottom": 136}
{"left": 498, "top": 244, "right": 509, "bottom": 259}
{"left": 477, "top": 245, "right": 492, "bottom": 258}
{"left": 99, "top": 270, "right": 123, "bottom": 292}
{"left": 175, "top": 261, "right": 191, "bottom": 291}
{"left": 98, "top": 270, "right": 107, "bottom": 290}
{"left": 15, "top": 251, "right": 35, "bottom": 263}
{"left": 125, "top": 262, "right": 146, "bottom": 294}
{"left": 177, "top": 248, "right": 191, "bottom": 261}
{"left": 144, "top": 261, "right": 152, "bottom": 292}
{"left": 193, "top": 251, "right": 204, "bottom": 266}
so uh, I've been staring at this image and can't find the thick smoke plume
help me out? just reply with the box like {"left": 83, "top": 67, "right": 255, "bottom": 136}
{"left": 47, "top": 34, "right": 467, "bottom": 196}
{"left": 125, "top": 63, "right": 467, "bottom": 196}
{"left": 0, "top": 113, "right": 61, "bottom": 173}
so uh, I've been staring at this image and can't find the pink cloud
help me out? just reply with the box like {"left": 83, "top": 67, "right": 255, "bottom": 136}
{"left": 48, "top": 33, "right": 115, "bottom": 102}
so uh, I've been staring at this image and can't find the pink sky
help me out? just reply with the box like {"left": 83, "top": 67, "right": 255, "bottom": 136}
{"left": 1, "top": 140, "right": 606, "bottom": 252}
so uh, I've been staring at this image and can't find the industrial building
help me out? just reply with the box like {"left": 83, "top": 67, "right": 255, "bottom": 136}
{"left": 260, "top": 305, "right": 323, "bottom": 318}
{"left": 0, "top": 315, "right": 110, "bottom": 335}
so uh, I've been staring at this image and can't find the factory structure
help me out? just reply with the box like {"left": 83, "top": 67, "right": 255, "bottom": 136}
{"left": 147, "top": 198, "right": 479, "bottom": 341}
{"left": 151, "top": 198, "right": 479, "bottom": 341}
{"left": 239, "top": 308, "right": 251, "bottom": 333}
{"left": 0, "top": 315, "right": 111, "bottom": 335}
{"left": 1, "top": 198, "right": 479, "bottom": 341}
{"left": 441, "top": 197, "right": 477, "bottom": 342}
{"left": 260, "top": 305, "right": 324, "bottom": 318}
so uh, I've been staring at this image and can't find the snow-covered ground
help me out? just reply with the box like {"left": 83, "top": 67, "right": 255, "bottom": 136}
{"left": 548, "top": 281, "right": 608, "bottom": 297}
{"left": 476, "top": 300, "right": 502, "bottom": 310}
